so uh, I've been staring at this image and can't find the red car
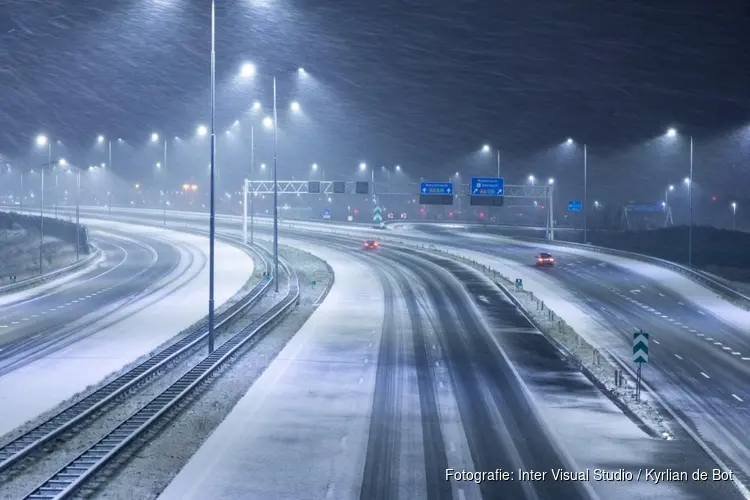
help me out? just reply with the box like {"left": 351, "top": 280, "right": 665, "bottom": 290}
{"left": 363, "top": 239, "right": 380, "bottom": 250}
{"left": 536, "top": 252, "right": 555, "bottom": 267}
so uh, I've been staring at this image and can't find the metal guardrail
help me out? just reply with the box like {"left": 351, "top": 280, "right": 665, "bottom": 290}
{"left": 0, "top": 245, "right": 101, "bottom": 296}
{"left": 23, "top": 250, "right": 299, "bottom": 500}
{"left": 0, "top": 241, "right": 272, "bottom": 476}
{"left": 509, "top": 235, "right": 750, "bottom": 311}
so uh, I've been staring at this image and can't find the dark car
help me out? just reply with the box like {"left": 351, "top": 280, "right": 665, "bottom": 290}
{"left": 536, "top": 252, "right": 554, "bottom": 267}
{"left": 363, "top": 239, "right": 380, "bottom": 250}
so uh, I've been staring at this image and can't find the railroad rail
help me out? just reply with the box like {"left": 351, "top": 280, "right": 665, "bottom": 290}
{"left": 23, "top": 252, "right": 299, "bottom": 499}
{"left": 0, "top": 242, "right": 272, "bottom": 476}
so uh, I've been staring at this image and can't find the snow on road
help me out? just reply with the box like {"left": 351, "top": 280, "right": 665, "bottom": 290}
{"left": 463, "top": 233, "right": 750, "bottom": 337}
{"left": 0, "top": 221, "right": 253, "bottom": 436}
{"left": 158, "top": 241, "right": 385, "bottom": 500}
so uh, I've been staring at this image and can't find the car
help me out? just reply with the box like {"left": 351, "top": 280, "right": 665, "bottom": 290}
{"left": 363, "top": 239, "right": 380, "bottom": 250}
{"left": 536, "top": 252, "right": 554, "bottom": 266}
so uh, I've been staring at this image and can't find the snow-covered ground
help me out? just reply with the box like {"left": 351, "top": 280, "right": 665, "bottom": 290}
{"left": 158, "top": 240, "right": 385, "bottom": 500}
{"left": 459, "top": 232, "right": 750, "bottom": 338}
{"left": 0, "top": 220, "right": 253, "bottom": 436}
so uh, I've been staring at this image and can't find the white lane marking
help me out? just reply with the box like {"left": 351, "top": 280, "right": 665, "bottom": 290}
{"left": 733, "top": 394, "right": 743, "bottom": 402}
{"left": 742, "top": 357, "right": 750, "bottom": 361}
{"left": 706, "top": 337, "right": 714, "bottom": 341}
{"left": 714, "top": 342, "right": 723, "bottom": 346}
{"left": 0, "top": 325, "right": 7, "bottom": 328}
{"left": 697, "top": 333, "right": 705, "bottom": 337}
{"left": 478, "top": 295, "right": 490, "bottom": 304}
{"left": 682, "top": 325, "right": 689, "bottom": 329}
{"left": 678, "top": 301, "right": 685, "bottom": 306}
{"left": 732, "top": 352, "right": 741, "bottom": 356}
{"left": 31, "top": 314, "right": 38, "bottom": 318}
{"left": 653, "top": 339, "right": 661, "bottom": 345}
{"left": 689, "top": 329, "right": 698, "bottom": 333}
{"left": 668, "top": 318, "right": 676, "bottom": 322}
{"left": 698, "top": 311, "right": 705, "bottom": 315}
{"left": 11, "top": 321, "right": 19, "bottom": 325}
{"left": 723, "top": 347, "right": 732, "bottom": 351}
{"left": 674, "top": 354, "right": 683, "bottom": 360}
{"left": 21, "top": 318, "right": 29, "bottom": 321}
{"left": 658, "top": 292, "right": 665, "bottom": 297}
{"left": 700, "top": 372, "right": 710, "bottom": 379}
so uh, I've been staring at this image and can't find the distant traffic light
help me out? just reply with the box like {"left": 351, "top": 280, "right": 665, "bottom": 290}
{"left": 712, "top": 195, "right": 717, "bottom": 202}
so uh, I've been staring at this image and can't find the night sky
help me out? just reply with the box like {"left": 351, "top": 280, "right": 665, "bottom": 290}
{"left": 1, "top": 0, "right": 749, "bottom": 204}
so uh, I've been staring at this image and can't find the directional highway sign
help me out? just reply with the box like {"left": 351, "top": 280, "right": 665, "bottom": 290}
{"left": 420, "top": 182, "right": 453, "bottom": 195}
{"left": 568, "top": 200, "right": 582, "bottom": 212}
{"left": 632, "top": 331, "right": 649, "bottom": 364}
{"left": 470, "top": 177, "right": 504, "bottom": 196}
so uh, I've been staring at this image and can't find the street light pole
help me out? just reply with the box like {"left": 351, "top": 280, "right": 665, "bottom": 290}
{"left": 496, "top": 149, "right": 500, "bottom": 177}
{"left": 273, "top": 76, "right": 279, "bottom": 293}
{"left": 250, "top": 124, "right": 254, "bottom": 245}
{"left": 39, "top": 143, "right": 49, "bottom": 274}
{"left": 583, "top": 143, "right": 588, "bottom": 244}
{"left": 688, "top": 136, "right": 694, "bottom": 268}
{"left": 163, "top": 139, "right": 168, "bottom": 226}
{"left": 76, "top": 167, "right": 81, "bottom": 261}
{"left": 207, "top": 0, "right": 217, "bottom": 354}
{"left": 108, "top": 140, "right": 112, "bottom": 218}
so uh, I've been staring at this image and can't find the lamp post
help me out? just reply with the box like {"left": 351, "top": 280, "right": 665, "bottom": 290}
{"left": 666, "top": 128, "right": 693, "bottom": 267}
{"left": 273, "top": 76, "right": 279, "bottom": 293}
{"left": 731, "top": 201, "right": 737, "bottom": 230}
{"left": 35, "top": 134, "right": 51, "bottom": 274}
{"left": 208, "top": 0, "right": 217, "bottom": 354}
{"left": 250, "top": 124, "right": 255, "bottom": 245}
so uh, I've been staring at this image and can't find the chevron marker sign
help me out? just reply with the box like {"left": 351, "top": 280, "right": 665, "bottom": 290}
{"left": 373, "top": 205, "right": 384, "bottom": 228}
{"left": 632, "top": 331, "right": 649, "bottom": 364}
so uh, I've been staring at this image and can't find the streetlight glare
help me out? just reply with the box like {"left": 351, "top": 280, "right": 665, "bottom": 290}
{"left": 548, "top": 177, "right": 555, "bottom": 185}
{"left": 312, "top": 163, "right": 318, "bottom": 170}
{"left": 683, "top": 177, "right": 690, "bottom": 184}
{"left": 260, "top": 163, "right": 266, "bottom": 170}
{"left": 197, "top": 125, "right": 208, "bottom": 136}
{"left": 669, "top": 185, "right": 675, "bottom": 191}
{"left": 481, "top": 144, "right": 490, "bottom": 153}
{"left": 667, "top": 128, "right": 677, "bottom": 137}
{"left": 252, "top": 101, "right": 262, "bottom": 111}
{"left": 731, "top": 201, "right": 737, "bottom": 208}
{"left": 528, "top": 174, "right": 535, "bottom": 181}
{"left": 36, "top": 134, "right": 48, "bottom": 147}
{"left": 566, "top": 138, "right": 574, "bottom": 144}
{"left": 262, "top": 116, "right": 273, "bottom": 129}
{"left": 290, "top": 101, "right": 301, "bottom": 112}
{"left": 156, "top": 162, "right": 161, "bottom": 168}
{"left": 298, "top": 67, "right": 305, "bottom": 74}
{"left": 151, "top": 132, "right": 159, "bottom": 142}
{"left": 395, "top": 165, "right": 401, "bottom": 171}
{"left": 97, "top": 135, "right": 105, "bottom": 143}
{"left": 359, "top": 162, "right": 367, "bottom": 170}
{"left": 58, "top": 158, "right": 67, "bottom": 166}
{"left": 240, "top": 62, "right": 256, "bottom": 78}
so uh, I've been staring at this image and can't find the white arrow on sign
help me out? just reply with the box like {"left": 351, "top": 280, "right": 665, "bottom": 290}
{"left": 632, "top": 331, "right": 649, "bottom": 364}
{"left": 421, "top": 187, "right": 427, "bottom": 193}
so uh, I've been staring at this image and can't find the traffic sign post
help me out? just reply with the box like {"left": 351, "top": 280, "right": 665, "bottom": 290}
{"left": 632, "top": 330, "right": 649, "bottom": 401}
{"left": 419, "top": 182, "right": 454, "bottom": 206}
{"left": 470, "top": 177, "right": 505, "bottom": 207}
{"left": 515, "top": 278, "right": 523, "bottom": 292}
{"left": 322, "top": 208, "right": 331, "bottom": 220}
{"left": 568, "top": 200, "right": 583, "bottom": 212}
{"left": 373, "top": 205, "right": 384, "bottom": 228}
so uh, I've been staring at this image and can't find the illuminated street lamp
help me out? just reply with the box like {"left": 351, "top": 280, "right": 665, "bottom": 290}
{"left": 151, "top": 132, "right": 159, "bottom": 142}
{"left": 240, "top": 62, "right": 256, "bottom": 78}
{"left": 666, "top": 128, "right": 695, "bottom": 266}
{"left": 197, "top": 125, "right": 208, "bottom": 137}
{"left": 262, "top": 116, "right": 273, "bottom": 129}
{"left": 35, "top": 134, "right": 52, "bottom": 274}
{"left": 731, "top": 201, "right": 738, "bottom": 229}
{"left": 252, "top": 100, "right": 262, "bottom": 111}
{"left": 290, "top": 101, "right": 301, "bottom": 112}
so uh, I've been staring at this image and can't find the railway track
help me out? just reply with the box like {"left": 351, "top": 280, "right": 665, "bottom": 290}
{"left": 0, "top": 242, "right": 272, "bottom": 477}
{"left": 21, "top": 251, "right": 300, "bottom": 499}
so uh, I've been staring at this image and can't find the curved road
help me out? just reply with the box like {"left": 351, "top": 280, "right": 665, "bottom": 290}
{"left": 414, "top": 224, "right": 750, "bottom": 485}
{"left": 0, "top": 228, "right": 190, "bottom": 375}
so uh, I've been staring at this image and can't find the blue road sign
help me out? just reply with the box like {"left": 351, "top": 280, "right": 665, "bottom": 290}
{"left": 420, "top": 182, "right": 453, "bottom": 195}
{"left": 568, "top": 200, "right": 583, "bottom": 212}
{"left": 322, "top": 208, "right": 331, "bottom": 219}
{"left": 470, "top": 177, "right": 504, "bottom": 196}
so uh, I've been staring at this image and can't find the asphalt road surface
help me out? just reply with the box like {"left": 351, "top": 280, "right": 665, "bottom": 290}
{"left": 0, "top": 229, "right": 188, "bottom": 375}
{"left": 416, "top": 225, "right": 750, "bottom": 485}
